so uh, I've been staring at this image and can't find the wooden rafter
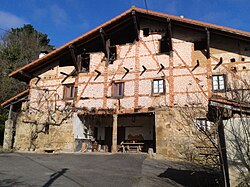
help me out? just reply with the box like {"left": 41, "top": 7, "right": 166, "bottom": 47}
{"left": 132, "top": 10, "right": 139, "bottom": 41}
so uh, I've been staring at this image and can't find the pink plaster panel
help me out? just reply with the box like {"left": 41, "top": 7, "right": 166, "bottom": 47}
{"left": 120, "top": 97, "right": 134, "bottom": 109}
{"left": 172, "top": 38, "right": 193, "bottom": 67}
{"left": 139, "top": 80, "right": 152, "bottom": 95}
{"left": 79, "top": 84, "right": 104, "bottom": 98}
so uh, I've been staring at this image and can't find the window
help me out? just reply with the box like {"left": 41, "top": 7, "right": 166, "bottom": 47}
{"left": 152, "top": 79, "right": 165, "bottom": 94}
{"left": 195, "top": 118, "right": 211, "bottom": 131}
{"left": 112, "top": 82, "right": 124, "bottom": 98}
{"left": 143, "top": 28, "right": 150, "bottom": 37}
{"left": 109, "top": 46, "right": 117, "bottom": 64}
{"left": 159, "top": 35, "right": 171, "bottom": 54}
{"left": 81, "top": 53, "right": 90, "bottom": 72}
{"left": 64, "top": 84, "right": 75, "bottom": 99}
{"left": 212, "top": 74, "right": 226, "bottom": 91}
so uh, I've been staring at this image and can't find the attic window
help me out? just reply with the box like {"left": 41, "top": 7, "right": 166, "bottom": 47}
{"left": 194, "top": 41, "right": 206, "bottom": 51}
{"left": 81, "top": 53, "right": 90, "bottom": 72}
{"left": 109, "top": 46, "right": 117, "bottom": 64}
{"left": 159, "top": 35, "right": 171, "bottom": 54}
{"left": 143, "top": 28, "right": 150, "bottom": 37}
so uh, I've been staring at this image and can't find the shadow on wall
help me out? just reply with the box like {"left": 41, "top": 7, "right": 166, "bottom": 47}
{"left": 158, "top": 168, "right": 222, "bottom": 187}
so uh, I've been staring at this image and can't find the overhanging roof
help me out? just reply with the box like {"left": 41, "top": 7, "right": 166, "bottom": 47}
{"left": 0, "top": 89, "right": 29, "bottom": 108}
{"left": 209, "top": 97, "right": 250, "bottom": 115}
{"left": 9, "top": 6, "right": 250, "bottom": 81}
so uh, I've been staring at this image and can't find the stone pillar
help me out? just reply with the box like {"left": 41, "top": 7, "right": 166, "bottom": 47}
{"left": 3, "top": 119, "right": 14, "bottom": 150}
{"left": 112, "top": 114, "right": 118, "bottom": 153}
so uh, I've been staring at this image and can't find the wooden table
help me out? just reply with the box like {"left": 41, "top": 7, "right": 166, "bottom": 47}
{"left": 120, "top": 142, "right": 144, "bottom": 153}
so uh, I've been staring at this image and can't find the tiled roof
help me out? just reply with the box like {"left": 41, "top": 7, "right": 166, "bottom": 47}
{"left": 9, "top": 6, "right": 250, "bottom": 79}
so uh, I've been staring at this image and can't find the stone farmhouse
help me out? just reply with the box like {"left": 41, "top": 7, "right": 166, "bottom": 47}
{"left": 1, "top": 6, "right": 250, "bottom": 179}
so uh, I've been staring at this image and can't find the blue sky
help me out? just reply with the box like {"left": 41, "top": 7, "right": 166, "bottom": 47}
{"left": 0, "top": 0, "right": 249, "bottom": 48}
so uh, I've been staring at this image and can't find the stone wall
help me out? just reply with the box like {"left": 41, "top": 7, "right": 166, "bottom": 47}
{"left": 14, "top": 112, "right": 75, "bottom": 152}
{"left": 155, "top": 107, "right": 215, "bottom": 162}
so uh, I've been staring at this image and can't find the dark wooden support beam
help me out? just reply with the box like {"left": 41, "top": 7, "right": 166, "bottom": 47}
{"left": 100, "top": 28, "right": 111, "bottom": 66}
{"left": 192, "top": 60, "right": 200, "bottom": 72}
{"left": 19, "top": 71, "right": 32, "bottom": 79}
{"left": 94, "top": 70, "right": 101, "bottom": 80}
{"left": 213, "top": 57, "right": 223, "bottom": 70}
{"left": 132, "top": 10, "right": 139, "bottom": 41}
{"left": 206, "top": 28, "right": 210, "bottom": 59}
{"left": 35, "top": 76, "right": 41, "bottom": 85}
{"left": 69, "top": 44, "right": 79, "bottom": 71}
{"left": 122, "top": 67, "right": 129, "bottom": 79}
{"left": 100, "top": 28, "right": 108, "bottom": 58}
{"left": 167, "top": 18, "right": 173, "bottom": 51}
{"left": 61, "top": 69, "right": 77, "bottom": 83}
{"left": 140, "top": 65, "right": 147, "bottom": 76}
{"left": 158, "top": 64, "right": 165, "bottom": 74}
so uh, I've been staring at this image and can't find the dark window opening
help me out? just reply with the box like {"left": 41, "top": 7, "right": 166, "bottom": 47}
{"left": 159, "top": 35, "right": 171, "bottom": 54}
{"left": 230, "top": 58, "right": 236, "bottom": 62}
{"left": 241, "top": 58, "right": 245, "bottom": 61}
{"left": 152, "top": 79, "right": 165, "bottom": 94}
{"left": 212, "top": 74, "right": 226, "bottom": 92}
{"left": 64, "top": 84, "right": 76, "bottom": 100}
{"left": 81, "top": 53, "right": 90, "bottom": 72}
{"left": 143, "top": 28, "right": 150, "bottom": 37}
{"left": 109, "top": 46, "right": 117, "bottom": 64}
{"left": 112, "top": 82, "right": 124, "bottom": 98}
{"left": 194, "top": 40, "right": 206, "bottom": 51}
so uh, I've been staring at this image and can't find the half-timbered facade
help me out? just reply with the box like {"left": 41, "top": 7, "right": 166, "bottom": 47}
{"left": 2, "top": 7, "right": 250, "bottom": 167}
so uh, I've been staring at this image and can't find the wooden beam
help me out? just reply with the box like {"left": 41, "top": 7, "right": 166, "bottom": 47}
{"left": 100, "top": 28, "right": 108, "bottom": 58}
{"left": 61, "top": 69, "right": 77, "bottom": 83}
{"left": 167, "top": 18, "right": 173, "bottom": 51}
{"left": 132, "top": 10, "right": 139, "bottom": 41}
{"left": 206, "top": 28, "right": 210, "bottom": 59}
{"left": 68, "top": 44, "right": 79, "bottom": 71}
{"left": 19, "top": 71, "right": 32, "bottom": 79}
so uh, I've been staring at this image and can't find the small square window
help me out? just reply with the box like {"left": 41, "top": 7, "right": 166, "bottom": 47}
{"left": 195, "top": 118, "right": 211, "bottom": 131}
{"left": 112, "top": 82, "right": 124, "bottom": 98}
{"left": 64, "top": 84, "right": 75, "bottom": 100}
{"left": 212, "top": 74, "right": 226, "bottom": 92}
{"left": 81, "top": 53, "right": 90, "bottom": 72}
{"left": 143, "top": 28, "right": 150, "bottom": 37}
{"left": 159, "top": 36, "right": 171, "bottom": 54}
{"left": 109, "top": 46, "right": 117, "bottom": 64}
{"left": 152, "top": 79, "right": 165, "bottom": 94}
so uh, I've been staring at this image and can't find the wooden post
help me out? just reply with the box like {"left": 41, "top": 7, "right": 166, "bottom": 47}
{"left": 132, "top": 10, "right": 139, "bottom": 41}
{"left": 206, "top": 28, "right": 210, "bottom": 59}
{"left": 112, "top": 114, "right": 118, "bottom": 153}
{"left": 217, "top": 118, "right": 230, "bottom": 187}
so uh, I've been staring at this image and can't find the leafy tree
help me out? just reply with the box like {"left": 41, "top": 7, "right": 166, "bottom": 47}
{"left": 0, "top": 24, "right": 54, "bottom": 104}
{"left": 0, "top": 24, "right": 54, "bottom": 144}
